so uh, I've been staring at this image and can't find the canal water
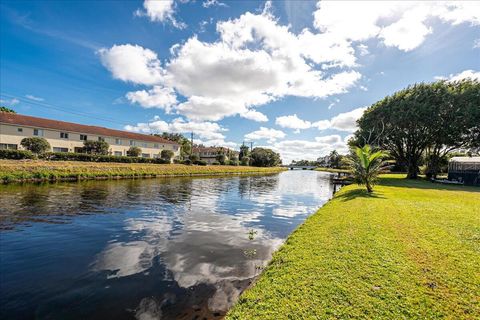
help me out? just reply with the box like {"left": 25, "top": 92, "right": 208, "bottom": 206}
{"left": 0, "top": 170, "right": 335, "bottom": 320}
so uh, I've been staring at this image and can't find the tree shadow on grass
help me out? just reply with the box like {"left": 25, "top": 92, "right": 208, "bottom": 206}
{"left": 335, "top": 188, "right": 386, "bottom": 202}
{"left": 380, "top": 177, "right": 480, "bottom": 193}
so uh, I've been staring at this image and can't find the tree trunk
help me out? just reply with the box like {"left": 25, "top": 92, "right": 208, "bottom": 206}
{"left": 407, "top": 159, "right": 418, "bottom": 179}
{"left": 366, "top": 181, "right": 373, "bottom": 193}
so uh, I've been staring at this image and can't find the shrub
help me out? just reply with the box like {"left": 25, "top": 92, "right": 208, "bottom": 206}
{"left": 83, "top": 140, "right": 109, "bottom": 155}
{"left": 0, "top": 149, "right": 35, "bottom": 159}
{"left": 189, "top": 154, "right": 199, "bottom": 162}
{"left": 212, "top": 161, "right": 220, "bottom": 165}
{"left": 154, "top": 158, "right": 170, "bottom": 164}
{"left": 161, "top": 149, "right": 175, "bottom": 162}
{"left": 216, "top": 154, "right": 227, "bottom": 165}
{"left": 40, "top": 152, "right": 173, "bottom": 164}
{"left": 193, "top": 160, "right": 207, "bottom": 166}
{"left": 20, "top": 137, "right": 51, "bottom": 154}
{"left": 127, "top": 146, "right": 141, "bottom": 157}
{"left": 173, "top": 159, "right": 184, "bottom": 164}
{"left": 184, "top": 159, "right": 192, "bottom": 165}
{"left": 240, "top": 156, "right": 250, "bottom": 166}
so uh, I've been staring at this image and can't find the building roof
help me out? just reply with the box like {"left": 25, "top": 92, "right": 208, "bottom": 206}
{"left": 449, "top": 157, "right": 480, "bottom": 163}
{"left": 0, "top": 112, "right": 178, "bottom": 145}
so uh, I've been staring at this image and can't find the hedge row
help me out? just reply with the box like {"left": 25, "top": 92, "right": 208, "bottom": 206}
{"left": 0, "top": 149, "right": 36, "bottom": 159}
{"left": 0, "top": 150, "right": 242, "bottom": 166}
{"left": 0, "top": 150, "right": 171, "bottom": 164}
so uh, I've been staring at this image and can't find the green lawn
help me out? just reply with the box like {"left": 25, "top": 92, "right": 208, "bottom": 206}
{"left": 315, "top": 167, "right": 351, "bottom": 173}
{"left": 227, "top": 175, "right": 480, "bottom": 319}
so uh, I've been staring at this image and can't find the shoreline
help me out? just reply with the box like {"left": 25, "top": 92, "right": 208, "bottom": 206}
{"left": 0, "top": 160, "right": 286, "bottom": 184}
{"left": 226, "top": 174, "right": 480, "bottom": 319}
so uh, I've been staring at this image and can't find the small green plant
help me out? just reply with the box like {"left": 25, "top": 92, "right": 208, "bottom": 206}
{"left": 346, "top": 145, "right": 389, "bottom": 193}
{"left": 248, "top": 229, "right": 257, "bottom": 240}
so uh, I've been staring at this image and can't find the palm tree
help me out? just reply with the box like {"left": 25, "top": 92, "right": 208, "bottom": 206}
{"left": 347, "top": 145, "right": 389, "bottom": 193}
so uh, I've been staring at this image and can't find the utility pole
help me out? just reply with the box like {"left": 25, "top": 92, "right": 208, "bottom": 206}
{"left": 190, "top": 132, "right": 194, "bottom": 157}
{"left": 250, "top": 141, "right": 253, "bottom": 152}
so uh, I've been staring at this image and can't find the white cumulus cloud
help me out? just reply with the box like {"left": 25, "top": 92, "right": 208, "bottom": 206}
{"left": 275, "top": 107, "right": 367, "bottom": 133}
{"left": 98, "top": 44, "right": 164, "bottom": 85}
{"left": 125, "top": 116, "right": 227, "bottom": 141}
{"left": 435, "top": 69, "right": 480, "bottom": 82}
{"left": 135, "top": 0, "right": 186, "bottom": 29}
{"left": 244, "top": 127, "right": 286, "bottom": 143}
{"left": 126, "top": 86, "right": 177, "bottom": 112}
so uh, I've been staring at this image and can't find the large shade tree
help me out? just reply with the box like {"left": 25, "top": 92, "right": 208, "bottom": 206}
{"left": 250, "top": 147, "right": 281, "bottom": 167}
{"left": 354, "top": 79, "right": 480, "bottom": 179}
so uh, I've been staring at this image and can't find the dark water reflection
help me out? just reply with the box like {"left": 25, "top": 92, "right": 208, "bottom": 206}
{"left": 0, "top": 171, "right": 335, "bottom": 320}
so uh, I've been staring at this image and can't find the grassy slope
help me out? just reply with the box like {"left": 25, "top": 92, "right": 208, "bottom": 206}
{"left": 315, "top": 167, "right": 351, "bottom": 173}
{"left": 227, "top": 175, "right": 480, "bottom": 319}
{"left": 0, "top": 160, "right": 285, "bottom": 183}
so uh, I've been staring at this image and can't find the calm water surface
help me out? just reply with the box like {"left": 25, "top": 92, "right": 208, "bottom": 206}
{"left": 0, "top": 170, "right": 335, "bottom": 320}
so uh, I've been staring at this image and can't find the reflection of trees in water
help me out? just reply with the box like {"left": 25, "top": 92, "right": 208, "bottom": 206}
{"left": 238, "top": 174, "right": 279, "bottom": 199}
{"left": 155, "top": 178, "right": 194, "bottom": 205}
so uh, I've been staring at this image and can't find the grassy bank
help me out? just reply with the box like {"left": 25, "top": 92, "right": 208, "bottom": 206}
{"left": 0, "top": 160, "right": 286, "bottom": 183}
{"left": 227, "top": 175, "right": 480, "bottom": 319}
{"left": 315, "top": 167, "right": 351, "bottom": 173}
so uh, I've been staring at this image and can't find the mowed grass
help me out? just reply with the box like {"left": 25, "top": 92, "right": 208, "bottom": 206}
{"left": 315, "top": 167, "right": 351, "bottom": 174}
{"left": 0, "top": 160, "right": 286, "bottom": 183}
{"left": 227, "top": 175, "right": 480, "bottom": 319}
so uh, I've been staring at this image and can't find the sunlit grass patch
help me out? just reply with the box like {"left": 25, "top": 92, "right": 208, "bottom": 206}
{"left": 227, "top": 175, "right": 480, "bottom": 319}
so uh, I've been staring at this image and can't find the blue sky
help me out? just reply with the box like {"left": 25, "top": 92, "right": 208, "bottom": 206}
{"left": 1, "top": 0, "right": 479, "bottom": 162}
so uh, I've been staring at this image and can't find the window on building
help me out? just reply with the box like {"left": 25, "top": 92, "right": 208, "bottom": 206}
{"left": 154, "top": 143, "right": 159, "bottom": 148}
{"left": 0, "top": 144, "right": 18, "bottom": 150}
{"left": 114, "top": 151, "right": 122, "bottom": 156}
{"left": 173, "top": 146, "right": 179, "bottom": 151}
{"left": 130, "top": 140, "right": 135, "bottom": 146}
{"left": 17, "top": 128, "right": 23, "bottom": 132}
{"left": 60, "top": 132, "right": 69, "bottom": 139}
{"left": 142, "top": 143, "right": 148, "bottom": 148}
{"left": 33, "top": 129, "right": 44, "bottom": 136}
{"left": 80, "top": 134, "right": 87, "bottom": 141}
{"left": 115, "top": 139, "right": 122, "bottom": 145}
{"left": 98, "top": 137, "right": 105, "bottom": 142}
{"left": 142, "top": 153, "right": 150, "bottom": 158}
{"left": 52, "top": 147, "right": 69, "bottom": 153}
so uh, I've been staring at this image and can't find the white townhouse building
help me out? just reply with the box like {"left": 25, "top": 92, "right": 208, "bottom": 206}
{"left": 0, "top": 112, "right": 180, "bottom": 158}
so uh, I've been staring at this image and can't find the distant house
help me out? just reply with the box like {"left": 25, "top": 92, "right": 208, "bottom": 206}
{"left": 192, "top": 146, "right": 239, "bottom": 164}
{"left": 448, "top": 157, "right": 480, "bottom": 186}
{"left": 317, "top": 155, "right": 330, "bottom": 167}
{"left": 0, "top": 112, "right": 180, "bottom": 158}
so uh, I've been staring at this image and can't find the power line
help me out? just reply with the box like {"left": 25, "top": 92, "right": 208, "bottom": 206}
{"left": 1, "top": 93, "right": 129, "bottom": 126}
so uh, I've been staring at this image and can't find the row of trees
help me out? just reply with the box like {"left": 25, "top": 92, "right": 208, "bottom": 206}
{"left": 353, "top": 79, "right": 479, "bottom": 179}
{"left": 18, "top": 137, "right": 282, "bottom": 167}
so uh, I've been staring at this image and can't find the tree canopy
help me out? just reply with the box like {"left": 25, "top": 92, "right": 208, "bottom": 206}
{"left": 354, "top": 79, "right": 480, "bottom": 179}
{"left": 20, "top": 137, "right": 50, "bottom": 154}
{"left": 83, "top": 140, "right": 109, "bottom": 155}
{"left": 250, "top": 147, "right": 281, "bottom": 167}
{"left": 0, "top": 106, "right": 16, "bottom": 113}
